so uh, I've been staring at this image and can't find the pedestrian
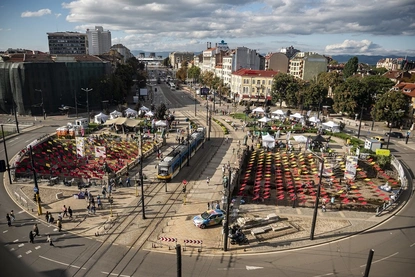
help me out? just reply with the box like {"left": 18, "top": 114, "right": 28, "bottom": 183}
{"left": 85, "top": 189, "right": 89, "bottom": 202}
{"left": 33, "top": 224, "right": 39, "bottom": 237}
{"left": 62, "top": 205, "right": 68, "bottom": 217}
{"left": 215, "top": 202, "right": 220, "bottom": 210}
{"left": 29, "top": 231, "right": 34, "bottom": 243}
{"left": 47, "top": 235, "right": 54, "bottom": 246}
{"left": 91, "top": 203, "right": 96, "bottom": 215}
{"left": 206, "top": 177, "right": 210, "bottom": 185}
{"left": 45, "top": 211, "right": 50, "bottom": 222}
{"left": 6, "top": 213, "right": 11, "bottom": 227}
{"left": 126, "top": 177, "right": 131, "bottom": 187}
{"left": 118, "top": 177, "right": 123, "bottom": 187}
{"left": 97, "top": 196, "right": 102, "bottom": 209}
{"left": 57, "top": 218, "right": 62, "bottom": 232}
{"left": 10, "top": 210, "right": 15, "bottom": 222}
{"left": 102, "top": 185, "right": 107, "bottom": 199}
{"left": 86, "top": 203, "right": 91, "bottom": 214}
{"left": 68, "top": 206, "right": 73, "bottom": 219}
{"left": 207, "top": 202, "right": 210, "bottom": 210}
{"left": 322, "top": 203, "right": 326, "bottom": 212}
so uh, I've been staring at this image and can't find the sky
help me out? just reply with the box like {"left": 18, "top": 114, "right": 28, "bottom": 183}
{"left": 1, "top": 0, "right": 415, "bottom": 57}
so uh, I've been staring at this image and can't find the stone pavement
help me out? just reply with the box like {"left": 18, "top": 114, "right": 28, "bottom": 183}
{"left": 3, "top": 101, "right": 413, "bottom": 255}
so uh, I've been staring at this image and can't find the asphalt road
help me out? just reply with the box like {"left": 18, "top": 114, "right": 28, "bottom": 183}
{"left": 1, "top": 84, "right": 414, "bottom": 276}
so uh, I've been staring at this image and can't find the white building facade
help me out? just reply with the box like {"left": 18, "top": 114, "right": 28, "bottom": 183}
{"left": 86, "top": 26, "right": 112, "bottom": 55}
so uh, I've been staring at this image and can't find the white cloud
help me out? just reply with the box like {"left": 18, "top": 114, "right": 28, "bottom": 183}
{"left": 55, "top": 13, "right": 62, "bottom": 18}
{"left": 325, "top": 40, "right": 383, "bottom": 55}
{"left": 59, "top": 0, "right": 415, "bottom": 54}
{"left": 21, "top": 9, "right": 52, "bottom": 18}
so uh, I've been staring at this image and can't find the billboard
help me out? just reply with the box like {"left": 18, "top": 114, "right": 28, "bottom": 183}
{"left": 200, "top": 87, "right": 210, "bottom": 95}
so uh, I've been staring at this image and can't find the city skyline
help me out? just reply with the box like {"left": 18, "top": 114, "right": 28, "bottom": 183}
{"left": 1, "top": 0, "right": 414, "bottom": 56}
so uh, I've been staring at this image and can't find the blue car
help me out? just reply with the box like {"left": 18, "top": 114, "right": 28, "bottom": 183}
{"left": 193, "top": 209, "right": 225, "bottom": 229}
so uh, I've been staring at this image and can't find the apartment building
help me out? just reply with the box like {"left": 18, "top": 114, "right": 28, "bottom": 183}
{"left": 47, "top": 32, "right": 88, "bottom": 55}
{"left": 86, "top": 26, "right": 111, "bottom": 55}
{"left": 169, "top": 52, "right": 194, "bottom": 69}
{"left": 110, "top": 44, "right": 134, "bottom": 63}
{"left": 265, "top": 52, "right": 289, "bottom": 72}
{"left": 289, "top": 52, "right": 327, "bottom": 81}
{"left": 230, "top": 69, "right": 279, "bottom": 104}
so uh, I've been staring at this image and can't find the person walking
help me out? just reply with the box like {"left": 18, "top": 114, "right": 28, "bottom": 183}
{"left": 62, "top": 205, "right": 68, "bottom": 217}
{"left": 206, "top": 177, "right": 210, "bottom": 185}
{"left": 97, "top": 196, "right": 102, "bottom": 209}
{"left": 47, "top": 235, "right": 54, "bottom": 246}
{"left": 29, "top": 230, "right": 34, "bottom": 243}
{"left": 322, "top": 203, "right": 326, "bottom": 212}
{"left": 10, "top": 210, "right": 15, "bottom": 222}
{"left": 126, "top": 177, "right": 131, "bottom": 187}
{"left": 68, "top": 206, "right": 73, "bottom": 219}
{"left": 102, "top": 185, "right": 107, "bottom": 199}
{"left": 6, "top": 213, "right": 11, "bottom": 227}
{"left": 45, "top": 211, "right": 50, "bottom": 222}
{"left": 57, "top": 218, "right": 62, "bottom": 232}
{"left": 33, "top": 224, "right": 39, "bottom": 237}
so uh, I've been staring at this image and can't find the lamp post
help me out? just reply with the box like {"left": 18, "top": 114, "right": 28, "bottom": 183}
{"left": 186, "top": 123, "right": 190, "bottom": 166}
{"left": 357, "top": 106, "right": 365, "bottom": 139}
{"left": 138, "top": 129, "right": 146, "bottom": 219}
{"left": 1, "top": 124, "right": 12, "bottom": 184}
{"left": 222, "top": 166, "right": 232, "bottom": 251}
{"left": 308, "top": 150, "right": 324, "bottom": 240}
{"left": 34, "top": 89, "right": 46, "bottom": 120}
{"left": 81, "top": 88, "right": 93, "bottom": 123}
{"left": 386, "top": 109, "right": 405, "bottom": 149}
{"left": 5, "top": 100, "right": 19, "bottom": 133}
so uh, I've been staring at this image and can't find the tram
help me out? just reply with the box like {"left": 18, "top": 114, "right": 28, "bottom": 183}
{"left": 157, "top": 127, "right": 205, "bottom": 181}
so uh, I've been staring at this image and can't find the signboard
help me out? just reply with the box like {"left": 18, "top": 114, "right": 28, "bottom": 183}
{"left": 200, "top": 87, "right": 210, "bottom": 95}
{"left": 376, "top": 149, "right": 391, "bottom": 156}
{"left": 95, "top": 146, "right": 106, "bottom": 158}
{"left": 344, "top": 155, "right": 358, "bottom": 180}
{"left": 76, "top": 137, "right": 85, "bottom": 157}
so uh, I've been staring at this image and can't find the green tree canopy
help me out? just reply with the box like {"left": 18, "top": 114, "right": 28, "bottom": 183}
{"left": 343, "top": 56, "right": 359, "bottom": 79}
{"left": 371, "top": 91, "right": 410, "bottom": 124}
{"left": 332, "top": 78, "right": 370, "bottom": 116}
{"left": 302, "top": 83, "right": 328, "bottom": 110}
{"left": 271, "top": 73, "right": 299, "bottom": 107}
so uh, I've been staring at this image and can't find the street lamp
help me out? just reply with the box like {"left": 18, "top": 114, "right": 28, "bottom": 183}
{"left": 186, "top": 122, "right": 191, "bottom": 166}
{"left": 357, "top": 106, "right": 365, "bottom": 139}
{"left": 5, "top": 100, "right": 19, "bottom": 133}
{"left": 308, "top": 150, "right": 325, "bottom": 240}
{"left": 29, "top": 145, "right": 42, "bottom": 215}
{"left": 138, "top": 128, "right": 146, "bottom": 219}
{"left": 34, "top": 89, "right": 46, "bottom": 120}
{"left": 81, "top": 88, "right": 93, "bottom": 123}
{"left": 222, "top": 165, "right": 232, "bottom": 251}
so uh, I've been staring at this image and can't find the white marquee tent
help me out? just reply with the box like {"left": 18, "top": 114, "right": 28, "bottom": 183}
{"left": 262, "top": 133, "right": 276, "bottom": 148}
{"left": 94, "top": 112, "right": 109, "bottom": 124}
{"left": 110, "top": 110, "right": 122, "bottom": 119}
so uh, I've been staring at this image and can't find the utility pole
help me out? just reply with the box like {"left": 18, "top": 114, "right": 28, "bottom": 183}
{"left": 29, "top": 146, "right": 42, "bottom": 215}
{"left": 223, "top": 167, "right": 232, "bottom": 251}
{"left": 1, "top": 125, "right": 12, "bottom": 184}
{"left": 310, "top": 151, "right": 324, "bottom": 240}
{"left": 81, "top": 88, "right": 93, "bottom": 123}
{"left": 139, "top": 129, "right": 146, "bottom": 219}
{"left": 11, "top": 102, "right": 19, "bottom": 133}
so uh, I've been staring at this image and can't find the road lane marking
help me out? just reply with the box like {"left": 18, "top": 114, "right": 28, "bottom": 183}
{"left": 39, "top": 255, "right": 87, "bottom": 270}
{"left": 360, "top": 252, "right": 399, "bottom": 267}
{"left": 410, "top": 242, "right": 415, "bottom": 247}
{"left": 312, "top": 273, "right": 334, "bottom": 277}
{"left": 101, "top": 271, "right": 131, "bottom": 276}
{"left": 26, "top": 250, "right": 32, "bottom": 254}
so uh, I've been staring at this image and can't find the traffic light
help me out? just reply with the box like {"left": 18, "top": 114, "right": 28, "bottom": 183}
{"left": 0, "top": 160, "right": 6, "bottom": 173}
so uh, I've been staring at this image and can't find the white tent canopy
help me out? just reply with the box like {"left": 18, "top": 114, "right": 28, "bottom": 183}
{"left": 272, "top": 109, "right": 285, "bottom": 115}
{"left": 252, "top": 107, "right": 265, "bottom": 113}
{"left": 94, "top": 112, "right": 109, "bottom": 124}
{"left": 145, "top": 111, "right": 154, "bottom": 117}
{"left": 155, "top": 120, "right": 167, "bottom": 127}
{"left": 322, "top": 121, "right": 340, "bottom": 132}
{"left": 293, "top": 135, "right": 308, "bottom": 143}
{"left": 110, "top": 110, "right": 122, "bottom": 119}
{"left": 258, "top": 116, "right": 272, "bottom": 123}
{"left": 139, "top": 106, "right": 150, "bottom": 111}
{"left": 290, "top": 113, "right": 303, "bottom": 119}
{"left": 262, "top": 133, "right": 276, "bottom": 148}
{"left": 125, "top": 108, "right": 138, "bottom": 117}
{"left": 308, "top": 116, "right": 321, "bottom": 123}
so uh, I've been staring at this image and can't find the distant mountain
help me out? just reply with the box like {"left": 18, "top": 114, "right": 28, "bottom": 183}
{"left": 331, "top": 55, "right": 415, "bottom": 65}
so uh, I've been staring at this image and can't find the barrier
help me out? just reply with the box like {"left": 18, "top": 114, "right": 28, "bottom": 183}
{"left": 183, "top": 239, "right": 203, "bottom": 252}
{"left": 154, "top": 237, "right": 177, "bottom": 250}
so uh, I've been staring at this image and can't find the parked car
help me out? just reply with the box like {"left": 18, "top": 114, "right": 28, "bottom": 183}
{"left": 385, "top": 132, "right": 404, "bottom": 138}
{"left": 371, "top": 136, "right": 385, "bottom": 142}
{"left": 193, "top": 209, "right": 225, "bottom": 229}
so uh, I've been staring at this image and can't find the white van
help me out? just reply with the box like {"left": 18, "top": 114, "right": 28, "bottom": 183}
{"left": 170, "top": 83, "right": 176, "bottom": 90}
{"left": 75, "top": 118, "right": 89, "bottom": 129}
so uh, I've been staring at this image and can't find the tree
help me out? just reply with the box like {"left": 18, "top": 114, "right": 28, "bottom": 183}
{"left": 343, "top": 56, "right": 359, "bottom": 79}
{"left": 162, "top": 57, "right": 170, "bottom": 67}
{"left": 188, "top": 66, "right": 201, "bottom": 83}
{"left": 302, "top": 83, "right": 328, "bottom": 111}
{"left": 332, "top": 78, "right": 369, "bottom": 116}
{"left": 155, "top": 103, "right": 168, "bottom": 120}
{"left": 200, "top": 71, "right": 214, "bottom": 87}
{"left": 317, "top": 71, "right": 343, "bottom": 93}
{"left": 271, "top": 73, "right": 298, "bottom": 107}
{"left": 360, "top": 75, "right": 394, "bottom": 99}
{"left": 371, "top": 91, "right": 410, "bottom": 125}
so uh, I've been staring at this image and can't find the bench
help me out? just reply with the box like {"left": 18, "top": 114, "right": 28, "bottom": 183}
{"left": 56, "top": 192, "right": 64, "bottom": 200}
